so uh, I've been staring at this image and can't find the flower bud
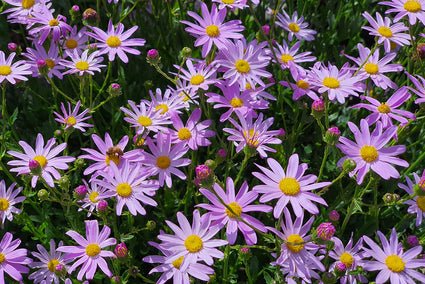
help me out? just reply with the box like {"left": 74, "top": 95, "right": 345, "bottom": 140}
{"left": 277, "top": 128, "right": 286, "bottom": 138}
{"left": 59, "top": 176, "right": 69, "bottom": 191}
{"left": 146, "top": 49, "right": 160, "bottom": 66}
{"left": 144, "top": 80, "right": 154, "bottom": 90}
{"left": 74, "top": 158, "right": 85, "bottom": 168}
{"left": 312, "top": 99, "right": 325, "bottom": 119}
{"left": 240, "top": 247, "right": 250, "bottom": 254}
{"left": 37, "top": 60, "right": 49, "bottom": 76}
{"left": 342, "top": 158, "right": 356, "bottom": 172}
{"left": 98, "top": 200, "right": 108, "bottom": 212}
{"left": 54, "top": 263, "right": 67, "bottom": 278}
{"left": 334, "top": 262, "right": 347, "bottom": 277}
{"left": 111, "top": 276, "right": 122, "bottom": 284}
{"left": 146, "top": 220, "right": 156, "bottom": 230}
{"left": 382, "top": 193, "right": 394, "bottom": 204}
{"left": 74, "top": 185, "right": 87, "bottom": 200}
{"left": 37, "top": 189, "right": 49, "bottom": 200}
{"left": 194, "top": 177, "right": 201, "bottom": 187}
{"left": 82, "top": 8, "right": 99, "bottom": 25}
{"left": 218, "top": 149, "right": 227, "bottom": 158}
{"left": 129, "top": 266, "right": 139, "bottom": 277}
{"left": 324, "top": 127, "right": 341, "bottom": 145}
{"left": 88, "top": 43, "right": 97, "bottom": 52}
{"left": 316, "top": 222, "right": 336, "bottom": 241}
{"left": 29, "top": 159, "right": 42, "bottom": 175}
{"left": 262, "top": 25, "right": 270, "bottom": 36}
{"left": 196, "top": 165, "right": 211, "bottom": 180}
{"left": 108, "top": 83, "right": 121, "bottom": 97}
{"left": 54, "top": 129, "right": 62, "bottom": 138}
{"left": 407, "top": 235, "right": 419, "bottom": 247}
{"left": 321, "top": 272, "right": 337, "bottom": 284}
{"left": 115, "top": 243, "right": 128, "bottom": 258}
{"left": 329, "top": 210, "right": 340, "bottom": 222}
{"left": 8, "top": 43, "right": 17, "bottom": 52}
{"left": 181, "top": 47, "right": 192, "bottom": 58}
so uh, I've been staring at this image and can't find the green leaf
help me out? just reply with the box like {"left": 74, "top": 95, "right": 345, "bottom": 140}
{"left": 8, "top": 108, "right": 18, "bottom": 125}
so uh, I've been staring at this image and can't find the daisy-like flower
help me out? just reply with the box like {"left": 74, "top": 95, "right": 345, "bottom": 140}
{"left": 181, "top": 2, "right": 244, "bottom": 57}
{"left": 57, "top": 220, "right": 116, "bottom": 281}
{"left": 308, "top": 62, "right": 366, "bottom": 104}
{"left": 142, "top": 88, "right": 186, "bottom": 119}
{"left": 279, "top": 62, "right": 319, "bottom": 101}
{"left": 362, "top": 228, "right": 425, "bottom": 283}
{"left": 29, "top": 239, "right": 72, "bottom": 284}
{"left": 174, "top": 60, "right": 218, "bottom": 92}
{"left": 87, "top": 19, "right": 146, "bottom": 63}
{"left": 405, "top": 71, "right": 425, "bottom": 104}
{"left": 143, "top": 132, "right": 191, "bottom": 188}
{"left": 273, "top": 40, "right": 316, "bottom": 71}
{"left": 7, "top": 133, "right": 75, "bottom": 188}
{"left": 253, "top": 154, "right": 330, "bottom": 218}
{"left": 197, "top": 177, "right": 272, "bottom": 246}
{"left": 28, "top": 7, "right": 72, "bottom": 44}
{"left": 276, "top": 10, "right": 317, "bottom": 41}
{"left": 54, "top": 100, "right": 93, "bottom": 132}
{"left": 78, "top": 180, "right": 109, "bottom": 217}
{"left": 398, "top": 171, "right": 425, "bottom": 226}
{"left": 172, "top": 79, "right": 200, "bottom": 109}
{"left": 62, "top": 26, "right": 88, "bottom": 57}
{"left": 2, "top": 0, "right": 47, "bottom": 24}
{"left": 212, "top": 0, "right": 248, "bottom": 10}
{"left": 362, "top": 12, "right": 410, "bottom": 53}
{"left": 345, "top": 44, "right": 403, "bottom": 90}
{"left": 93, "top": 161, "right": 159, "bottom": 216}
{"left": 223, "top": 112, "right": 282, "bottom": 158}
{"left": 0, "top": 232, "right": 32, "bottom": 283}
{"left": 157, "top": 210, "right": 227, "bottom": 271}
{"left": 169, "top": 108, "right": 215, "bottom": 150}
{"left": 337, "top": 119, "right": 409, "bottom": 185}
{"left": 60, "top": 50, "right": 105, "bottom": 76}
{"left": 350, "top": 87, "right": 415, "bottom": 129}
{"left": 268, "top": 208, "right": 325, "bottom": 280}
{"left": 23, "top": 42, "right": 64, "bottom": 79}
{"left": 0, "top": 180, "right": 25, "bottom": 229}
{"left": 215, "top": 39, "right": 272, "bottom": 89}
{"left": 0, "top": 51, "right": 31, "bottom": 84}
{"left": 380, "top": 0, "right": 425, "bottom": 25}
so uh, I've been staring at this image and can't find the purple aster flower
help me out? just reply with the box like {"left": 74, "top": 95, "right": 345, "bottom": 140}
{"left": 87, "top": 19, "right": 146, "bottom": 63}
{"left": 23, "top": 42, "right": 65, "bottom": 79}
{"left": 223, "top": 112, "right": 282, "bottom": 158}
{"left": 405, "top": 71, "right": 425, "bottom": 104}
{"left": 181, "top": 2, "right": 244, "bottom": 57}
{"left": 7, "top": 133, "right": 75, "bottom": 188}
{"left": 350, "top": 87, "right": 415, "bottom": 129}
{"left": 398, "top": 171, "right": 425, "bottom": 226}
{"left": 54, "top": 100, "right": 93, "bottom": 132}
{"left": 279, "top": 62, "right": 319, "bottom": 101}
{"left": 276, "top": 10, "right": 317, "bottom": 41}
{"left": 172, "top": 79, "right": 200, "bottom": 109}
{"left": 197, "top": 177, "right": 272, "bottom": 245}
{"left": 57, "top": 220, "right": 117, "bottom": 281}
{"left": 212, "top": 0, "right": 248, "bottom": 10}
{"left": 174, "top": 59, "right": 218, "bottom": 92}
{"left": 142, "top": 132, "right": 191, "bottom": 188}
{"left": 253, "top": 154, "right": 330, "bottom": 218}
{"left": 0, "top": 232, "right": 32, "bottom": 282}
{"left": 272, "top": 40, "right": 316, "bottom": 70}
{"left": 157, "top": 210, "right": 227, "bottom": 271}
{"left": 337, "top": 119, "right": 409, "bottom": 184}
{"left": 28, "top": 7, "right": 72, "bottom": 44}
{"left": 2, "top": 0, "right": 47, "bottom": 24}
{"left": 0, "top": 51, "right": 31, "bottom": 84}
{"left": 362, "top": 228, "right": 425, "bottom": 283}
{"left": 0, "top": 180, "right": 25, "bottom": 229}
{"left": 380, "top": 0, "right": 425, "bottom": 25}
{"left": 62, "top": 26, "right": 88, "bottom": 57}
{"left": 60, "top": 50, "right": 105, "bottom": 76}
{"left": 77, "top": 179, "right": 109, "bottom": 217}
{"left": 142, "top": 88, "right": 186, "bottom": 119}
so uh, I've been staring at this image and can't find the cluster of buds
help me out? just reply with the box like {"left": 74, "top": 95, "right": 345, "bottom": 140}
{"left": 382, "top": 193, "right": 400, "bottom": 204}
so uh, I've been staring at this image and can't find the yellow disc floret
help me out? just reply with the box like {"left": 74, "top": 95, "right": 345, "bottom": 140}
{"left": 280, "top": 54, "right": 294, "bottom": 64}
{"left": 377, "top": 103, "right": 391, "bottom": 114}
{"left": 364, "top": 63, "right": 379, "bottom": 75}
{"left": 65, "top": 116, "right": 77, "bottom": 126}
{"left": 185, "top": 235, "right": 203, "bottom": 253}
{"left": 116, "top": 183, "right": 132, "bottom": 198}
{"left": 76, "top": 61, "right": 89, "bottom": 71}
{"left": 49, "top": 19, "right": 59, "bottom": 26}
{"left": 138, "top": 116, "right": 152, "bottom": 127}
{"left": 155, "top": 104, "right": 169, "bottom": 115}
{"left": 0, "top": 253, "right": 5, "bottom": 264}
{"left": 156, "top": 156, "right": 171, "bottom": 169}
{"left": 360, "top": 145, "right": 378, "bottom": 162}
{"left": 296, "top": 80, "right": 309, "bottom": 89}
{"left": 416, "top": 196, "right": 425, "bottom": 212}
{"left": 225, "top": 202, "right": 242, "bottom": 218}
{"left": 0, "top": 66, "right": 12, "bottom": 76}
{"left": 65, "top": 39, "right": 78, "bottom": 49}
{"left": 385, "top": 254, "right": 405, "bottom": 273}
{"left": 340, "top": 252, "right": 354, "bottom": 268}
{"left": 287, "top": 234, "right": 304, "bottom": 253}
{"left": 0, "top": 199, "right": 9, "bottom": 211}
{"left": 235, "top": 60, "right": 250, "bottom": 73}
{"left": 45, "top": 59, "right": 55, "bottom": 69}
{"left": 89, "top": 192, "right": 100, "bottom": 203}
{"left": 288, "top": 23, "right": 300, "bottom": 33}
{"left": 205, "top": 25, "right": 220, "bottom": 37}
{"left": 22, "top": 0, "right": 35, "bottom": 9}
{"left": 47, "top": 259, "right": 60, "bottom": 272}
{"left": 378, "top": 26, "right": 393, "bottom": 38}
{"left": 178, "top": 128, "right": 192, "bottom": 140}
{"left": 106, "top": 36, "right": 121, "bottom": 48}
{"left": 230, "top": 98, "right": 243, "bottom": 108}
{"left": 323, "top": 77, "right": 340, "bottom": 89}
{"left": 190, "top": 75, "right": 205, "bottom": 85}
{"left": 85, "top": 243, "right": 101, "bottom": 257}
{"left": 33, "top": 155, "right": 48, "bottom": 168}
{"left": 172, "top": 256, "right": 184, "bottom": 268}
{"left": 279, "top": 177, "right": 300, "bottom": 196}
{"left": 404, "top": 1, "right": 421, "bottom": 12}
{"left": 222, "top": 0, "right": 235, "bottom": 4}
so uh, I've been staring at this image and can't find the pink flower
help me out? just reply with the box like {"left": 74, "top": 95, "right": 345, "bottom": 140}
{"left": 0, "top": 232, "right": 32, "bottom": 282}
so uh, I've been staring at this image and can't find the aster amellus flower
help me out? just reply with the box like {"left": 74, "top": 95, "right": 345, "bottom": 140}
{"left": 398, "top": 171, "right": 425, "bottom": 226}
{"left": 54, "top": 100, "right": 93, "bottom": 132}
{"left": 174, "top": 59, "right": 218, "bottom": 92}
{"left": 276, "top": 10, "right": 317, "bottom": 41}
{"left": 380, "top": 0, "right": 425, "bottom": 25}
{"left": 60, "top": 50, "right": 105, "bottom": 76}
{"left": 28, "top": 7, "right": 72, "bottom": 44}
{"left": 272, "top": 40, "right": 316, "bottom": 71}
{"left": 23, "top": 43, "right": 65, "bottom": 79}
{"left": 2, "top": 0, "right": 46, "bottom": 24}
{"left": 405, "top": 71, "right": 425, "bottom": 104}
{"left": 0, "top": 180, "right": 25, "bottom": 229}
{"left": 0, "top": 51, "right": 31, "bottom": 84}
{"left": 0, "top": 232, "right": 32, "bottom": 282}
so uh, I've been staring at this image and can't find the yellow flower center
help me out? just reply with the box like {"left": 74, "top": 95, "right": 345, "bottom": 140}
{"left": 390, "top": 41, "right": 397, "bottom": 50}
{"left": 179, "top": 92, "right": 190, "bottom": 102}
{"left": 235, "top": 60, "right": 250, "bottom": 73}
{"left": 385, "top": 255, "right": 405, "bottom": 273}
{"left": 89, "top": 192, "right": 100, "bottom": 203}
{"left": 49, "top": 19, "right": 59, "bottom": 26}
{"left": 105, "top": 155, "right": 120, "bottom": 166}
{"left": 45, "top": 59, "right": 55, "bottom": 69}
{"left": 106, "top": 36, "right": 121, "bottom": 48}
{"left": 190, "top": 75, "right": 205, "bottom": 85}
{"left": 65, "top": 39, "right": 78, "bottom": 49}
{"left": 76, "top": 61, "right": 89, "bottom": 71}
{"left": 279, "top": 177, "right": 300, "bottom": 196}
{"left": 172, "top": 256, "right": 184, "bottom": 268}
{"left": 296, "top": 80, "right": 309, "bottom": 89}
{"left": 185, "top": 235, "right": 203, "bottom": 253}
{"left": 0, "top": 66, "right": 12, "bottom": 76}
{"left": 288, "top": 22, "right": 300, "bottom": 33}
{"left": 280, "top": 54, "right": 294, "bottom": 64}
{"left": 47, "top": 259, "right": 60, "bottom": 272}
{"left": 416, "top": 196, "right": 425, "bottom": 212}
{"left": 287, "top": 234, "right": 304, "bottom": 253}
{"left": 340, "top": 252, "right": 354, "bottom": 268}
{"left": 205, "top": 25, "right": 220, "bottom": 37}
{"left": 225, "top": 202, "right": 242, "bottom": 218}
{"left": 138, "top": 116, "right": 152, "bottom": 127}
{"left": 33, "top": 155, "right": 48, "bottom": 168}
{"left": 65, "top": 116, "right": 77, "bottom": 126}
{"left": 116, "top": 183, "right": 132, "bottom": 198}
{"left": 378, "top": 26, "right": 393, "bottom": 38}
{"left": 22, "top": 0, "right": 35, "bottom": 9}
{"left": 0, "top": 199, "right": 9, "bottom": 211}
{"left": 0, "top": 253, "right": 5, "bottom": 264}
{"left": 323, "top": 77, "right": 340, "bottom": 89}
{"left": 364, "top": 62, "right": 379, "bottom": 74}
{"left": 246, "top": 83, "right": 252, "bottom": 89}
{"left": 377, "top": 103, "right": 391, "bottom": 114}
{"left": 230, "top": 98, "right": 243, "bottom": 108}
{"left": 85, "top": 243, "right": 101, "bottom": 257}
{"left": 360, "top": 145, "right": 378, "bottom": 162}
{"left": 404, "top": 1, "right": 421, "bottom": 12}
{"left": 222, "top": 0, "right": 235, "bottom": 3}
{"left": 243, "top": 129, "right": 259, "bottom": 147}
{"left": 155, "top": 104, "right": 169, "bottom": 115}
{"left": 178, "top": 128, "right": 192, "bottom": 140}
{"left": 156, "top": 156, "right": 171, "bottom": 169}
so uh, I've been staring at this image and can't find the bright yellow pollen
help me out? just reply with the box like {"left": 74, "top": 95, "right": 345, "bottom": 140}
{"left": 156, "top": 156, "right": 171, "bottom": 169}
{"left": 288, "top": 22, "right": 300, "bottom": 33}
{"left": 404, "top": 1, "right": 421, "bottom": 12}
{"left": 155, "top": 104, "right": 169, "bottom": 115}
{"left": 323, "top": 77, "right": 340, "bottom": 88}
{"left": 378, "top": 26, "right": 393, "bottom": 38}
{"left": 179, "top": 92, "right": 190, "bottom": 102}
{"left": 65, "top": 116, "right": 77, "bottom": 126}
{"left": 105, "top": 155, "right": 120, "bottom": 166}
{"left": 222, "top": 0, "right": 235, "bottom": 4}
{"left": 185, "top": 235, "right": 203, "bottom": 253}
{"left": 340, "top": 252, "right": 354, "bottom": 268}
{"left": 296, "top": 80, "right": 309, "bottom": 89}
{"left": 89, "top": 192, "right": 100, "bottom": 203}
{"left": 364, "top": 62, "right": 379, "bottom": 74}
{"left": 280, "top": 54, "right": 294, "bottom": 64}
{"left": 230, "top": 98, "right": 243, "bottom": 108}
{"left": 76, "top": 61, "right": 89, "bottom": 71}
{"left": 45, "top": 59, "right": 55, "bottom": 69}
{"left": 0, "top": 253, "right": 5, "bottom": 264}
{"left": 33, "top": 155, "right": 48, "bottom": 168}
{"left": 279, "top": 177, "right": 300, "bottom": 196}
{"left": 377, "top": 103, "right": 391, "bottom": 114}
{"left": 235, "top": 60, "right": 250, "bottom": 73}
{"left": 287, "top": 234, "right": 304, "bottom": 253}
{"left": 47, "top": 259, "right": 60, "bottom": 272}
{"left": 85, "top": 243, "right": 101, "bottom": 257}
{"left": 205, "top": 25, "right": 220, "bottom": 37}
{"left": 246, "top": 83, "right": 252, "bottom": 89}
{"left": 0, "top": 199, "right": 9, "bottom": 211}
{"left": 190, "top": 75, "right": 205, "bottom": 85}
{"left": 178, "top": 128, "right": 192, "bottom": 140}
{"left": 116, "top": 183, "right": 132, "bottom": 198}
{"left": 106, "top": 36, "right": 121, "bottom": 48}
{"left": 65, "top": 39, "right": 78, "bottom": 49}
{"left": 0, "top": 66, "right": 12, "bottom": 76}
{"left": 172, "top": 256, "right": 184, "bottom": 268}
{"left": 225, "top": 202, "right": 242, "bottom": 218}
{"left": 49, "top": 19, "right": 59, "bottom": 26}
{"left": 390, "top": 41, "right": 397, "bottom": 50}
{"left": 22, "top": 0, "right": 35, "bottom": 9}
{"left": 385, "top": 255, "right": 405, "bottom": 273}
{"left": 416, "top": 196, "right": 425, "bottom": 212}
{"left": 360, "top": 145, "right": 378, "bottom": 163}
{"left": 138, "top": 116, "right": 152, "bottom": 127}
{"left": 243, "top": 129, "right": 259, "bottom": 147}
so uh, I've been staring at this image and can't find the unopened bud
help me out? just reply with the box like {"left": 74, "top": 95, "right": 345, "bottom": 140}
{"left": 329, "top": 210, "right": 340, "bottom": 222}
{"left": 181, "top": 47, "right": 192, "bottom": 58}
{"left": 29, "top": 159, "right": 42, "bottom": 175}
{"left": 196, "top": 165, "right": 211, "bottom": 180}
{"left": 59, "top": 176, "right": 70, "bottom": 191}
{"left": 316, "top": 222, "right": 336, "bottom": 240}
{"left": 108, "top": 83, "right": 121, "bottom": 97}
{"left": 8, "top": 43, "right": 17, "bottom": 52}
{"left": 262, "top": 25, "right": 270, "bottom": 36}
{"left": 98, "top": 200, "right": 108, "bottom": 212}
{"left": 324, "top": 127, "right": 341, "bottom": 145}
{"left": 115, "top": 243, "right": 128, "bottom": 258}
{"left": 74, "top": 185, "right": 87, "bottom": 199}
{"left": 37, "top": 189, "right": 49, "bottom": 200}
{"left": 342, "top": 158, "right": 356, "bottom": 172}
{"left": 407, "top": 235, "right": 419, "bottom": 247}
{"left": 382, "top": 193, "right": 394, "bottom": 204}
{"left": 146, "top": 220, "right": 156, "bottom": 230}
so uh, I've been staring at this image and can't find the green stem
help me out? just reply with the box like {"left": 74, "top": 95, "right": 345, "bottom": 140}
{"left": 234, "top": 152, "right": 250, "bottom": 186}
{"left": 119, "top": 0, "right": 141, "bottom": 23}
{"left": 317, "top": 145, "right": 330, "bottom": 182}
{"left": 93, "top": 62, "right": 112, "bottom": 107}
{"left": 223, "top": 244, "right": 230, "bottom": 282}
{"left": 45, "top": 77, "right": 76, "bottom": 104}
{"left": 0, "top": 159, "right": 17, "bottom": 184}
